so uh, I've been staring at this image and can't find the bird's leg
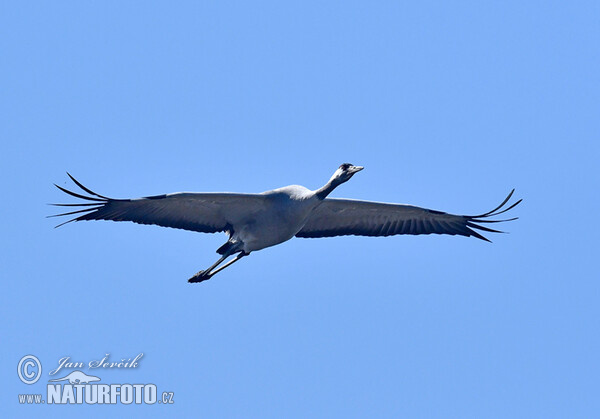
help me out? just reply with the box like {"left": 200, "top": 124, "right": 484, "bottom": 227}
{"left": 188, "top": 254, "right": 228, "bottom": 283}
{"left": 187, "top": 252, "right": 249, "bottom": 283}
{"left": 205, "top": 251, "right": 248, "bottom": 278}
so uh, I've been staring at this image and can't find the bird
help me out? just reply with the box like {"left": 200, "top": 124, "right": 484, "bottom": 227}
{"left": 50, "top": 164, "right": 521, "bottom": 283}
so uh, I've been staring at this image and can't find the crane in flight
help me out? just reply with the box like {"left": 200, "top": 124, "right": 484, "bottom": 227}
{"left": 51, "top": 164, "right": 521, "bottom": 283}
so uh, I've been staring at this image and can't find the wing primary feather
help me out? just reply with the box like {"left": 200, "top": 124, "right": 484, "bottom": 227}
{"left": 484, "top": 198, "right": 522, "bottom": 217}
{"left": 54, "top": 184, "right": 105, "bottom": 202}
{"left": 466, "top": 227, "right": 492, "bottom": 242}
{"left": 466, "top": 221, "right": 504, "bottom": 234}
{"left": 54, "top": 219, "right": 77, "bottom": 228}
{"left": 47, "top": 207, "right": 101, "bottom": 218}
{"left": 66, "top": 173, "right": 111, "bottom": 200}
{"left": 473, "top": 189, "right": 515, "bottom": 217}
{"left": 49, "top": 202, "right": 102, "bottom": 207}
{"left": 470, "top": 216, "right": 518, "bottom": 223}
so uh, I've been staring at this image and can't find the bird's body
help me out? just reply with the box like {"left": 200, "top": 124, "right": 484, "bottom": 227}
{"left": 250, "top": 185, "right": 320, "bottom": 252}
{"left": 51, "top": 164, "right": 521, "bottom": 282}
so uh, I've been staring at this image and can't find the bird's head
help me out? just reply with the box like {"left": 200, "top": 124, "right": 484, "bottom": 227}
{"left": 331, "top": 163, "right": 364, "bottom": 185}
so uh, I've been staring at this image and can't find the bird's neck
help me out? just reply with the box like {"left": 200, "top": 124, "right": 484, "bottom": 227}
{"left": 315, "top": 178, "right": 341, "bottom": 200}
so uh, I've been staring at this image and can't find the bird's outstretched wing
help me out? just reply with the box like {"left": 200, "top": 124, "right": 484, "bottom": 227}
{"left": 49, "top": 173, "right": 267, "bottom": 233}
{"left": 296, "top": 190, "right": 521, "bottom": 242}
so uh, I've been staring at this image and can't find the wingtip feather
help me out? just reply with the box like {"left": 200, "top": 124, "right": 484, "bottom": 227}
{"left": 66, "top": 173, "right": 111, "bottom": 200}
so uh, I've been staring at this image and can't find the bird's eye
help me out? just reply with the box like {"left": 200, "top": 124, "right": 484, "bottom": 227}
{"left": 340, "top": 163, "right": 351, "bottom": 170}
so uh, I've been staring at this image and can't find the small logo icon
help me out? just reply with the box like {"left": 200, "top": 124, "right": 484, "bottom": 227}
{"left": 18, "top": 355, "right": 42, "bottom": 385}
{"left": 48, "top": 371, "right": 101, "bottom": 384}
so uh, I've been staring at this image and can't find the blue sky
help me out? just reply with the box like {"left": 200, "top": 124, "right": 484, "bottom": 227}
{"left": 1, "top": 1, "right": 598, "bottom": 417}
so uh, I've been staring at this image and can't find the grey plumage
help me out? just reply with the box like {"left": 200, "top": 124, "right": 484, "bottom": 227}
{"left": 50, "top": 165, "right": 521, "bottom": 282}
{"left": 296, "top": 193, "right": 520, "bottom": 242}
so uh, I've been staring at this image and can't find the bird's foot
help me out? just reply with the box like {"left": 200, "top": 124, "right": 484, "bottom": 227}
{"left": 188, "top": 271, "right": 212, "bottom": 283}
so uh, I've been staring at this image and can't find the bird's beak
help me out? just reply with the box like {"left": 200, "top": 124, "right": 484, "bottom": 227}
{"left": 350, "top": 166, "right": 364, "bottom": 174}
